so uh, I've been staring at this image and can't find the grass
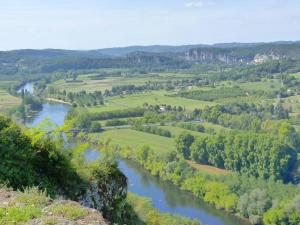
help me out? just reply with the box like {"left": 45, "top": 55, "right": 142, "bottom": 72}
{"left": 51, "top": 75, "right": 164, "bottom": 93}
{"left": 88, "top": 91, "right": 215, "bottom": 114}
{"left": 0, "top": 89, "right": 21, "bottom": 112}
{"left": 160, "top": 125, "right": 208, "bottom": 137}
{"left": 201, "top": 122, "right": 230, "bottom": 132}
{"left": 0, "top": 205, "right": 42, "bottom": 225}
{"left": 94, "top": 129, "right": 175, "bottom": 155}
{"left": 47, "top": 202, "right": 88, "bottom": 220}
{"left": 283, "top": 95, "right": 300, "bottom": 113}
{"left": 0, "top": 80, "right": 18, "bottom": 89}
{"left": 290, "top": 72, "right": 300, "bottom": 79}
{"left": 50, "top": 72, "right": 204, "bottom": 93}
{"left": 237, "top": 80, "right": 281, "bottom": 92}
{"left": 11, "top": 187, "right": 50, "bottom": 207}
{"left": 187, "top": 160, "right": 230, "bottom": 175}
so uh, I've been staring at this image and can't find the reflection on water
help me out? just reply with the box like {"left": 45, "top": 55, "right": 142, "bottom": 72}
{"left": 84, "top": 148, "right": 101, "bottom": 162}
{"left": 17, "top": 82, "right": 34, "bottom": 94}
{"left": 26, "top": 102, "right": 70, "bottom": 127}
{"left": 119, "top": 159, "right": 249, "bottom": 225}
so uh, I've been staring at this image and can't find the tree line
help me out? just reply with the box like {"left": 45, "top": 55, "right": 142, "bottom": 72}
{"left": 176, "top": 131, "right": 298, "bottom": 181}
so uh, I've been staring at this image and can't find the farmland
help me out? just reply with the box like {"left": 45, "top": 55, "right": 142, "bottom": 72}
{"left": 0, "top": 89, "right": 21, "bottom": 112}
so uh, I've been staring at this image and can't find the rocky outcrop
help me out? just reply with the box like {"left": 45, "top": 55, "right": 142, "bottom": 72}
{"left": 183, "top": 46, "right": 289, "bottom": 64}
{"left": 184, "top": 48, "right": 248, "bottom": 63}
{"left": 79, "top": 165, "right": 128, "bottom": 222}
{"left": 0, "top": 188, "right": 108, "bottom": 225}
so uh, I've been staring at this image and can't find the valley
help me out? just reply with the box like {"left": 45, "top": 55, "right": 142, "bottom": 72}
{"left": 1, "top": 42, "right": 300, "bottom": 225}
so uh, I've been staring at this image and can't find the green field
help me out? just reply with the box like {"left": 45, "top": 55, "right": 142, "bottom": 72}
{"left": 159, "top": 125, "right": 207, "bottom": 137}
{"left": 93, "top": 128, "right": 175, "bottom": 154}
{"left": 237, "top": 80, "right": 282, "bottom": 92}
{"left": 51, "top": 73, "right": 175, "bottom": 93}
{"left": 88, "top": 91, "right": 215, "bottom": 113}
{"left": 0, "top": 89, "right": 21, "bottom": 112}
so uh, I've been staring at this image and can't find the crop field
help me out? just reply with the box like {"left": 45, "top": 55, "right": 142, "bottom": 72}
{"left": 237, "top": 80, "right": 282, "bottom": 92}
{"left": 88, "top": 91, "right": 216, "bottom": 114}
{"left": 50, "top": 73, "right": 183, "bottom": 93}
{"left": 283, "top": 95, "right": 300, "bottom": 114}
{"left": 0, "top": 80, "right": 18, "bottom": 89}
{"left": 0, "top": 89, "right": 21, "bottom": 112}
{"left": 159, "top": 125, "right": 208, "bottom": 137}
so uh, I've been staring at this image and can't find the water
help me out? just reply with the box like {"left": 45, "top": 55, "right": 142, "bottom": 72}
{"left": 24, "top": 81, "right": 249, "bottom": 225}
{"left": 17, "top": 82, "right": 70, "bottom": 128}
{"left": 84, "top": 148, "right": 101, "bottom": 162}
{"left": 25, "top": 102, "right": 70, "bottom": 128}
{"left": 119, "top": 160, "right": 248, "bottom": 225}
{"left": 17, "top": 82, "right": 34, "bottom": 94}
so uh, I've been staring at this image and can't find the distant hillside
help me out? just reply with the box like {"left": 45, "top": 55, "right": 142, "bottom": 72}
{"left": 0, "top": 42, "right": 299, "bottom": 76}
{"left": 94, "top": 44, "right": 207, "bottom": 57}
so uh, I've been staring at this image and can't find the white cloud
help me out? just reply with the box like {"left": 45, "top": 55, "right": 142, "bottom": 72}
{"left": 185, "top": 1, "right": 203, "bottom": 8}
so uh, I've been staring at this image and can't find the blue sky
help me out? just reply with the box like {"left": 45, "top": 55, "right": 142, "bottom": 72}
{"left": 0, "top": 0, "right": 299, "bottom": 50}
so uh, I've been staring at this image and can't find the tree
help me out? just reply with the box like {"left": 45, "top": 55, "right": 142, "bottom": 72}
{"left": 90, "top": 121, "right": 102, "bottom": 132}
{"left": 190, "top": 137, "right": 208, "bottom": 164}
{"left": 239, "top": 189, "right": 272, "bottom": 224}
{"left": 175, "top": 132, "right": 195, "bottom": 159}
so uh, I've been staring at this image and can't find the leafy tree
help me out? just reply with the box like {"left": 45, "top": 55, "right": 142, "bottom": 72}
{"left": 239, "top": 189, "right": 272, "bottom": 224}
{"left": 89, "top": 121, "right": 102, "bottom": 132}
{"left": 175, "top": 132, "right": 195, "bottom": 159}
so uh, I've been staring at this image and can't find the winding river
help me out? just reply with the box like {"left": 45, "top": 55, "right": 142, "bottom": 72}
{"left": 20, "top": 83, "right": 249, "bottom": 225}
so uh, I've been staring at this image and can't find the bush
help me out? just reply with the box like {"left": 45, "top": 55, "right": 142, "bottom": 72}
{"left": 133, "top": 125, "right": 172, "bottom": 137}
{"left": 90, "top": 121, "right": 102, "bottom": 132}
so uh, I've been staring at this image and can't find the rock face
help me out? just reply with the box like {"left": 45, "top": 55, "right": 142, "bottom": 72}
{"left": 0, "top": 188, "right": 109, "bottom": 225}
{"left": 184, "top": 48, "right": 248, "bottom": 63}
{"left": 79, "top": 165, "right": 128, "bottom": 222}
{"left": 183, "top": 47, "right": 288, "bottom": 64}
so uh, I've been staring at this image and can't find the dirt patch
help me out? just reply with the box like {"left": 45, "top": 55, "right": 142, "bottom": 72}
{"left": 187, "top": 160, "right": 231, "bottom": 175}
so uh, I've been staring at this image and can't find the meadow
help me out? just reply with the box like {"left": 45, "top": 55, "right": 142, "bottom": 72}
{"left": 91, "top": 128, "right": 175, "bottom": 154}
{"left": 50, "top": 72, "right": 191, "bottom": 93}
{"left": 0, "top": 89, "right": 21, "bottom": 112}
{"left": 88, "top": 91, "right": 216, "bottom": 113}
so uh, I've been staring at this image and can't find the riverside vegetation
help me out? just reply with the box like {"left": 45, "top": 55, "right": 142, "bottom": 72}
{"left": 1, "top": 42, "right": 300, "bottom": 225}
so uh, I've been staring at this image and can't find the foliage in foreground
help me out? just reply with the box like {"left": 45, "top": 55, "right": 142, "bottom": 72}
{"left": 127, "top": 193, "right": 200, "bottom": 225}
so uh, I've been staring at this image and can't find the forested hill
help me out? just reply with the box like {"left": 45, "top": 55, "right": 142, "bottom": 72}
{"left": 0, "top": 42, "right": 300, "bottom": 76}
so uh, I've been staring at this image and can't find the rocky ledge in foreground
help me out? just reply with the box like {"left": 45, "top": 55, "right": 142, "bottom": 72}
{"left": 0, "top": 188, "right": 108, "bottom": 225}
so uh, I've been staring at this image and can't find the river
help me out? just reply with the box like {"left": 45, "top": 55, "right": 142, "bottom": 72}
{"left": 20, "top": 82, "right": 249, "bottom": 225}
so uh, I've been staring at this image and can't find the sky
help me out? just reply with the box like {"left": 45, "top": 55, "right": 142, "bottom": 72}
{"left": 0, "top": 0, "right": 299, "bottom": 50}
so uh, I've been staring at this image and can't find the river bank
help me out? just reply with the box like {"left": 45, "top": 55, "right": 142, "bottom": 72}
{"left": 45, "top": 97, "right": 72, "bottom": 105}
{"left": 88, "top": 139, "right": 250, "bottom": 225}
{"left": 19, "top": 81, "right": 250, "bottom": 225}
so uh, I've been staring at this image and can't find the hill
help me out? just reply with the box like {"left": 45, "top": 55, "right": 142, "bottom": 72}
{"left": 0, "top": 42, "right": 300, "bottom": 76}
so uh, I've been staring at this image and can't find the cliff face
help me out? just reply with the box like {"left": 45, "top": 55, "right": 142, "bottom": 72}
{"left": 79, "top": 164, "right": 128, "bottom": 223}
{"left": 183, "top": 48, "right": 286, "bottom": 64}
{"left": 184, "top": 48, "right": 249, "bottom": 63}
{"left": 182, "top": 43, "right": 300, "bottom": 64}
